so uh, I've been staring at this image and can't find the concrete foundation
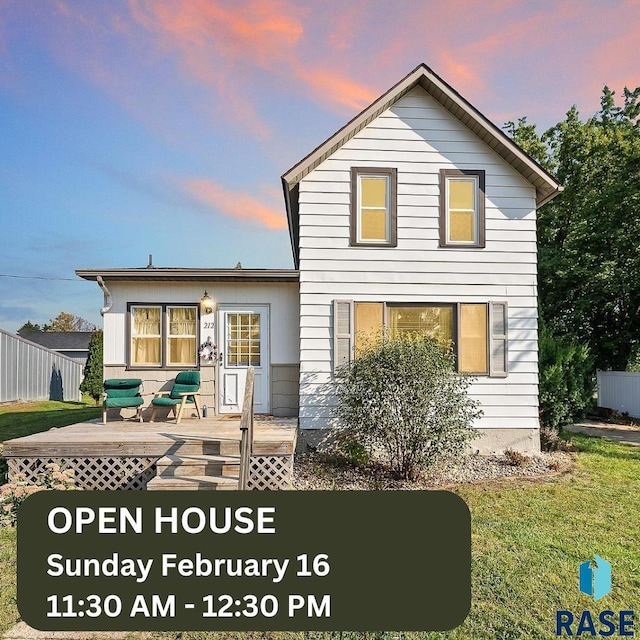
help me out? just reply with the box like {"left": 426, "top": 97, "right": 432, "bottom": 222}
{"left": 295, "top": 427, "right": 541, "bottom": 455}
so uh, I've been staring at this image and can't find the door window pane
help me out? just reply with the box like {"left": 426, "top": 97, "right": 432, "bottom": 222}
{"left": 226, "top": 312, "right": 261, "bottom": 367}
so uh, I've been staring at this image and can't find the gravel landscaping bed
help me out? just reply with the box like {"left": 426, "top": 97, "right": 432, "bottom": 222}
{"left": 293, "top": 451, "right": 575, "bottom": 490}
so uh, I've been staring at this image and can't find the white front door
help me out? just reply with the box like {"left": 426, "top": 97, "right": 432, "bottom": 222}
{"left": 217, "top": 305, "right": 270, "bottom": 414}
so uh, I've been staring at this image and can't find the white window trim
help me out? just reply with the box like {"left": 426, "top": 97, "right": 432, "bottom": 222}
{"left": 439, "top": 169, "right": 486, "bottom": 248}
{"left": 446, "top": 176, "right": 479, "bottom": 245}
{"left": 350, "top": 167, "right": 398, "bottom": 247}
{"left": 166, "top": 305, "right": 198, "bottom": 368}
{"left": 356, "top": 173, "right": 391, "bottom": 244}
{"left": 128, "top": 303, "right": 199, "bottom": 370}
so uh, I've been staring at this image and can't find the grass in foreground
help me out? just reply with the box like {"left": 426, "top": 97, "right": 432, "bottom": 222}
{"left": 0, "top": 398, "right": 101, "bottom": 442}
{"left": 0, "top": 432, "right": 638, "bottom": 639}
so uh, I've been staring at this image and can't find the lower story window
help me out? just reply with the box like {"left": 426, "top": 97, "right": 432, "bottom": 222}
{"left": 168, "top": 307, "right": 197, "bottom": 366}
{"left": 336, "top": 300, "right": 507, "bottom": 376}
{"left": 130, "top": 304, "right": 197, "bottom": 368}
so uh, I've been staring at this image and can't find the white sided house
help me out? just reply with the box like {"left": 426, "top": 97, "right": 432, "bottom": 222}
{"left": 77, "top": 64, "right": 562, "bottom": 453}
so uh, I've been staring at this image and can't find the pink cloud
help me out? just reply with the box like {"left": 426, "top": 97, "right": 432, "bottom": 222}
{"left": 130, "top": 0, "right": 303, "bottom": 65}
{"left": 590, "top": 27, "right": 640, "bottom": 97}
{"left": 293, "top": 63, "right": 377, "bottom": 113}
{"left": 128, "top": 0, "right": 380, "bottom": 122}
{"left": 179, "top": 177, "right": 287, "bottom": 229}
{"left": 126, "top": 0, "right": 308, "bottom": 137}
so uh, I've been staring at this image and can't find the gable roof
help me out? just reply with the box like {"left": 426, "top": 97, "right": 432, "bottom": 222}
{"left": 282, "top": 62, "right": 563, "bottom": 267}
{"left": 20, "top": 331, "right": 93, "bottom": 352}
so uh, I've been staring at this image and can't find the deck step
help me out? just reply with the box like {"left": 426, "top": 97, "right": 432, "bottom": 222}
{"left": 146, "top": 474, "right": 239, "bottom": 491}
{"left": 156, "top": 454, "right": 240, "bottom": 478}
{"left": 162, "top": 438, "right": 241, "bottom": 456}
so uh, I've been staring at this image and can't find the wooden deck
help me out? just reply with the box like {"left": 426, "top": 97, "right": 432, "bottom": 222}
{"left": 3, "top": 416, "right": 297, "bottom": 490}
{"left": 2, "top": 416, "right": 297, "bottom": 457}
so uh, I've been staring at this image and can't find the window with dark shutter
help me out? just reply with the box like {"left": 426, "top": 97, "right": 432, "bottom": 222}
{"left": 333, "top": 300, "right": 353, "bottom": 372}
{"left": 489, "top": 301, "right": 508, "bottom": 377}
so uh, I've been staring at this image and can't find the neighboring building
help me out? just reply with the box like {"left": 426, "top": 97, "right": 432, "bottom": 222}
{"left": 21, "top": 331, "right": 93, "bottom": 368}
{"left": 0, "top": 329, "right": 83, "bottom": 403}
{"left": 77, "top": 63, "right": 562, "bottom": 453}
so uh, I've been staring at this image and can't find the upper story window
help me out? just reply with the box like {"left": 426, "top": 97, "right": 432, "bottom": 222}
{"left": 350, "top": 167, "right": 397, "bottom": 247}
{"left": 130, "top": 304, "right": 197, "bottom": 369}
{"left": 439, "top": 169, "right": 485, "bottom": 248}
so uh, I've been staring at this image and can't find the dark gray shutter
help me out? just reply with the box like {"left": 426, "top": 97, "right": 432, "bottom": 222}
{"left": 333, "top": 300, "right": 353, "bottom": 373}
{"left": 489, "top": 302, "right": 508, "bottom": 377}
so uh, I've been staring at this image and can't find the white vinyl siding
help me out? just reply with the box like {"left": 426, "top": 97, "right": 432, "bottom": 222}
{"left": 105, "top": 282, "right": 299, "bottom": 367}
{"left": 297, "top": 86, "right": 539, "bottom": 432}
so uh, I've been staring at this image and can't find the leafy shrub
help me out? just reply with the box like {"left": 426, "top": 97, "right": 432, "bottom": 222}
{"left": 0, "top": 463, "right": 76, "bottom": 527}
{"left": 539, "top": 323, "right": 595, "bottom": 430}
{"left": 334, "top": 432, "right": 371, "bottom": 467}
{"left": 333, "top": 332, "right": 481, "bottom": 480}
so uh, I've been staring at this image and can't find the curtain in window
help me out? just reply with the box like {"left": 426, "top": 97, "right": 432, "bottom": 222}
{"left": 168, "top": 307, "right": 196, "bottom": 366}
{"left": 389, "top": 306, "right": 454, "bottom": 346}
{"left": 132, "top": 307, "right": 161, "bottom": 365}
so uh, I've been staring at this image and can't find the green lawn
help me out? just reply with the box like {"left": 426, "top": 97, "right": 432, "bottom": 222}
{"left": 0, "top": 398, "right": 101, "bottom": 442}
{"left": 0, "top": 398, "right": 101, "bottom": 484}
{"left": 0, "top": 431, "right": 638, "bottom": 639}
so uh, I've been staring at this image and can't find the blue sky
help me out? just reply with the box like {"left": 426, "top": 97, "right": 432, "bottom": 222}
{"left": 1, "top": 0, "right": 639, "bottom": 332}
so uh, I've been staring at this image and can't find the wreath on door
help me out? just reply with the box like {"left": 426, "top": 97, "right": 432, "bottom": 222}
{"left": 198, "top": 337, "right": 218, "bottom": 362}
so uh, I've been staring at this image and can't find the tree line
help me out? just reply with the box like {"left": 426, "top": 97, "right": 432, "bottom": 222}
{"left": 506, "top": 85, "right": 640, "bottom": 426}
{"left": 17, "top": 312, "right": 96, "bottom": 335}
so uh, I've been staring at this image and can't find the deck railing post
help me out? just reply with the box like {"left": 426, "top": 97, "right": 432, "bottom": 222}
{"left": 239, "top": 367, "right": 255, "bottom": 490}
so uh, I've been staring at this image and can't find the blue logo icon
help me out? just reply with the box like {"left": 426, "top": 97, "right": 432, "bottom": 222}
{"left": 579, "top": 555, "right": 611, "bottom": 601}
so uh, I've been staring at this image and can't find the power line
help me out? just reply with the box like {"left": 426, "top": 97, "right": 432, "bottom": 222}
{"left": 0, "top": 273, "right": 79, "bottom": 282}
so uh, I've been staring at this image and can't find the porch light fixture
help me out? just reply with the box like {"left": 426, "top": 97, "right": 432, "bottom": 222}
{"left": 200, "top": 291, "right": 213, "bottom": 314}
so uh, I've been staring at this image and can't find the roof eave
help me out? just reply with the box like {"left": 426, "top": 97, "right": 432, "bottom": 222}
{"left": 75, "top": 268, "right": 300, "bottom": 283}
{"left": 536, "top": 184, "right": 564, "bottom": 208}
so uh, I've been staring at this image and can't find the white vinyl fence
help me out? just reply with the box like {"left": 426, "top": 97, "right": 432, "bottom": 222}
{"left": 0, "top": 329, "right": 83, "bottom": 403}
{"left": 597, "top": 371, "right": 640, "bottom": 418}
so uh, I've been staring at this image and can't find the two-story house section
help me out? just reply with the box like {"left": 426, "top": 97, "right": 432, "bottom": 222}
{"left": 78, "top": 63, "right": 561, "bottom": 454}
{"left": 282, "top": 63, "right": 562, "bottom": 453}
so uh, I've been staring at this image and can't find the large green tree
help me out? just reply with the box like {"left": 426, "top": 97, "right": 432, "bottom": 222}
{"left": 80, "top": 330, "right": 104, "bottom": 404}
{"left": 506, "top": 86, "right": 640, "bottom": 371}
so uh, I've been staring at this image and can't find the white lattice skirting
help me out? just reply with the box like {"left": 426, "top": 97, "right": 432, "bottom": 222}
{"left": 247, "top": 455, "right": 293, "bottom": 490}
{"left": 7, "top": 455, "right": 293, "bottom": 490}
{"left": 8, "top": 457, "right": 158, "bottom": 490}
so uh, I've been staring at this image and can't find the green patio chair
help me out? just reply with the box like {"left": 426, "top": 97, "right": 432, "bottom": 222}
{"left": 102, "top": 378, "right": 144, "bottom": 424}
{"left": 149, "top": 370, "right": 202, "bottom": 424}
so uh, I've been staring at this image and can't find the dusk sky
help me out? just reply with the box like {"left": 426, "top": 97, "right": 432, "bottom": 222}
{"left": 1, "top": 0, "right": 639, "bottom": 332}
